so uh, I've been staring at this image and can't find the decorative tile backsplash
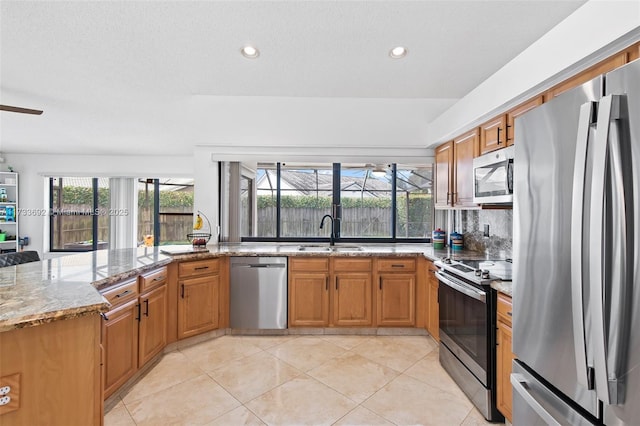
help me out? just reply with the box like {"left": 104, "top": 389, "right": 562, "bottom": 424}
{"left": 460, "top": 210, "right": 512, "bottom": 258}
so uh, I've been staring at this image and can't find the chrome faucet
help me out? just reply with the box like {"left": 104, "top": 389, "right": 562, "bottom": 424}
{"left": 320, "top": 214, "right": 335, "bottom": 246}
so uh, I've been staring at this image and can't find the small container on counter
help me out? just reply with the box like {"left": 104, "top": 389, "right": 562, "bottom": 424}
{"left": 451, "top": 232, "right": 464, "bottom": 250}
{"left": 432, "top": 228, "right": 446, "bottom": 249}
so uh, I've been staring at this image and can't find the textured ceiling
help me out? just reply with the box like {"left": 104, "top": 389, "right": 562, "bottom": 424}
{"left": 0, "top": 0, "right": 586, "bottom": 155}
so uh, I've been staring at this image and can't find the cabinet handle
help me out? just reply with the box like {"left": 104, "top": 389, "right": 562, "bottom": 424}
{"left": 144, "top": 299, "right": 149, "bottom": 317}
{"left": 194, "top": 266, "right": 209, "bottom": 271}
{"left": 391, "top": 264, "right": 404, "bottom": 268}
{"left": 153, "top": 276, "right": 165, "bottom": 282}
{"left": 135, "top": 303, "right": 141, "bottom": 321}
{"left": 497, "top": 127, "right": 502, "bottom": 145}
{"left": 335, "top": 277, "right": 338, "bottom": 290}
{"left": 115, "top": 289, "right": 132, "bottom": 298}
{"left": 379, "top": 276, "right": 382, "bottom": 290}
{"left": 325, "top": 277, "right": 328, "bottom": 291}
{"left": 100, "top": 313, "right": 109, "bottom": 321}
{"left": 506, "top": 124, "right": 512, "bottom": 142}
{"left": 507, "top": 311, "right": 512, "bottom": 317}
{"left": 181, "top": 284, "right": 185, "bottom": 299}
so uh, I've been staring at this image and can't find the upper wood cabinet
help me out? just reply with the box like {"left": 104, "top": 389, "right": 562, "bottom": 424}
{"left": 479, "top": 115, "right": 507, "bottom": 154}
{"left": 453, "top": 128, "right": 479, "bottom": 208}
{"left": 434, "top": 129, "right": 479, "bottom": 209}
{"left": 434, "top": 141, "right": 454, "bottom": 208}
{"left": 506, "top": 96, "right": 544, "bottom": 146}
{"left": 628, "top": 41, "right": 640, "bottom": 62}
{"left": 546, "top": 52, "right": 627, "bottom": 100}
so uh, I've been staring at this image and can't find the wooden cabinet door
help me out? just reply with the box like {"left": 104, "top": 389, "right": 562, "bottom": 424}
{"left": 506, "top": 96, "right": 543, "bottom": 146}
{"left": 103, "top": 299, "right": 139, "bottom": 399}
{"left": 496, "top": 293, "right": 514, "bottom": 422}
{"left": 426, "top": 263, "right": 439, "bottom": 341}
{"left": 546, "top": 52, "right": 627, "bottom": 100}
{"left": 289, "top": 272, "right": 330, "bottom": 327}
{"left": 435, "top": 141, "right": 454, "bottom": 208}
{"left": 139, "top": 284, "right": 167, "bottom": 367}
{"left": 479, "top": 115, "right": 507, "bottom": 154}
{"left": 377, "top": 273, "right": 416, "bottom": 326}
{"left": 178, "top": 274, "right": 220, "bottom": 339}
{"left": 453, "top": 129, "right": 479, "bottom": 207}
{"left": 332, "top": 273, "right": 372, "bottom": 326}
{"left": 497, "top": 321, "right": 515, "bottom": 423}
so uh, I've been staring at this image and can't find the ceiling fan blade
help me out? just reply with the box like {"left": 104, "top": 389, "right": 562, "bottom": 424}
{"left": 0, "top": 105, "right": 43, "bottom": 115}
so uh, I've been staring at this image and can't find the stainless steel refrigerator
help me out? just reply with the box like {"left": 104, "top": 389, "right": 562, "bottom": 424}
{"left": 513, "top": 58, "right": 640, "bottom": 425}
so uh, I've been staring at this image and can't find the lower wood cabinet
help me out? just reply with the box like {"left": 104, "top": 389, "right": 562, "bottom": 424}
{"left": 426, "top": 261, "right": 440, "bottom": 341}
{"left": 289, "top": 271, "right": 330, "bottom": 326}
{"left": 376, "top": 258, "right": 416, "bottom": 327}
{"left": 496, "top": 292, "right": 515, "bottom": 423}
{"left": 333, "top": 261, "right": 373, "bottom": 327}
{"left": 138, "top": 284, "right": 167, "bottom": 366}
{"left": 103, "top": 298, "right": 139, "bottom": 399}
{"left": 101, "top": 267, "right": 168, "bottom": 399}
{"left": 178, "top": 271, "right": 220, "bottom": 339}
{"left": 289, "top": 257, "right": 377, "bottom": 327}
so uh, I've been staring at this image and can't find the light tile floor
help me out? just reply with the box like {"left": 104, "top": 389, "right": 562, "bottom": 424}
{"left": 105, "top": 335, "right": 501, "bottom": 426}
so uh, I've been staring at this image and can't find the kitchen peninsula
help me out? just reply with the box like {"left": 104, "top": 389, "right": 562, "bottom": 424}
{"left": 0, "top": 247, "right": 172, "bottom": 425}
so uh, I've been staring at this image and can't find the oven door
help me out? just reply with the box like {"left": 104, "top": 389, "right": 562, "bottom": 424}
{"left": 437, "top": 271, "right": 489, "bottom": 386}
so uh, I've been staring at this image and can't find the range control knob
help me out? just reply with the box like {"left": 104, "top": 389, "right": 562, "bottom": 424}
{"left": 443, "top": 258, "right": 452, "bottom": 265}
{"left": 481, "top": 270, "right": 490, "bottom": 279}
{"left": 475, "top": 269, "right": 482, "bottom": 277}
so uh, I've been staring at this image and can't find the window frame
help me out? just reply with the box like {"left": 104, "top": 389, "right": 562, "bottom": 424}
{"left": 243, "top": 162, "right": 433, "bottom": 244}
{"left": 49, "top": 177, "right": 104, "bottom": 252}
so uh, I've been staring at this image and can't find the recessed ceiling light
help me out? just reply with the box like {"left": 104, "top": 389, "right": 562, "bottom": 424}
{"left": 241, "top": 45, "right": 260, "bottom": 59}
{"left": 389, "top": 46, "right": 408, "bottom": 59}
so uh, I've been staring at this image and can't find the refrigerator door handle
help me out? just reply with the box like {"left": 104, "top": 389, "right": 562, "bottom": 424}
{"left": 511, "top": 374, "right": 562, "bottom": 426}
{"left": 590, "top": 94, "right": 627, "bottom": 405}
{"left": 570, "top": 101, "right": 596, "bottom": 390}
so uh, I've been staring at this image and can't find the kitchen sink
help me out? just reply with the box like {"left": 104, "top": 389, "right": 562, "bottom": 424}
{"left": 297, "top": 245, "right": 332, "bottom": 252}
{"left": 296, "top": 245, "right": 363, "bottom": 252}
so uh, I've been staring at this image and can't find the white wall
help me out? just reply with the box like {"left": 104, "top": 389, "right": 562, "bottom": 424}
{"left": 4, "top": 153, "right": 193, "bottom": 255}
{"left": 193, "top": 147, "right": 220, "bottom": 244}
{"left": 428, "top": 0, "right": 640, "bottom": 146}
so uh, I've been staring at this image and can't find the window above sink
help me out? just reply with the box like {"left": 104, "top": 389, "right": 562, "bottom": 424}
{"left": 239, "top": 162, "right": 434, "bottom": 245}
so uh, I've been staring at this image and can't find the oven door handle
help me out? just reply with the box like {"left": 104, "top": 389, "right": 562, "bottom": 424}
{"left": 435, "top": 271, "right": 486, "bottom": 303}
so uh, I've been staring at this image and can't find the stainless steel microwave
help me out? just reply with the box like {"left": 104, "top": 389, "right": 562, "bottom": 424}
{"left": 473, "top": 146, "right": 514, "bottom": 204}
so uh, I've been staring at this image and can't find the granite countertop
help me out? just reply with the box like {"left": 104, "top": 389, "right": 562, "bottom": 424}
{"left": 163, "top": 242, "right": 483, "bottom": 262}
{"left": 491, "top": 280, "right": 513, "bottom": 297}
{"left": 0, "top": 247, "right": 172, "bottom": 332}
{"left": 0, "top": 242, "right": 504, "bottom": 332}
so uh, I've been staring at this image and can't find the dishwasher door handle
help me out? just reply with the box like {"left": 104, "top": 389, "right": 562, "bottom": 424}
{"left": 233, "top": 263, "right": 286, "bottom": 269}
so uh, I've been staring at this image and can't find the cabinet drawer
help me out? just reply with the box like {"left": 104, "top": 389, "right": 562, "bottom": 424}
{"left": 179, "top": 259, "right": 219, "bottom": 278}
{"left": 333, "top": 258, "right": 372, "bottom": 272}
{"left": 377, "top": 258, "right": 416, "bottom": 272}
{"left": 290, "top": 257, "right": 329, "bottom": 272}
{"left": 497, "top": 293, "right": 513, "bottom": 326}
{"left": 139, "top": 266, "right": 168, "bottom": 292}
{"left": 101, "top": 278, "right": 139, "bottom": 308}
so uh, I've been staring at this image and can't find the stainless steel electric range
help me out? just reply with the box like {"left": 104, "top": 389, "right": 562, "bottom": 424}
{"left": 433, "top": 257, "right": 512, "bottom": 422}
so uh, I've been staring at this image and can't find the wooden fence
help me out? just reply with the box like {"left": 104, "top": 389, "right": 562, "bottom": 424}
{"left": 258, "top": 207, "right": 430, "bottom": 237}
{"left": 52, "top": 204, "right": 193, "bottom": 249}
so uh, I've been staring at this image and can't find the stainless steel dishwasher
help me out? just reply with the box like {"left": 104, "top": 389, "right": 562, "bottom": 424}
{"left": 230, "top": 257, "right": 288, "bottom": 329}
